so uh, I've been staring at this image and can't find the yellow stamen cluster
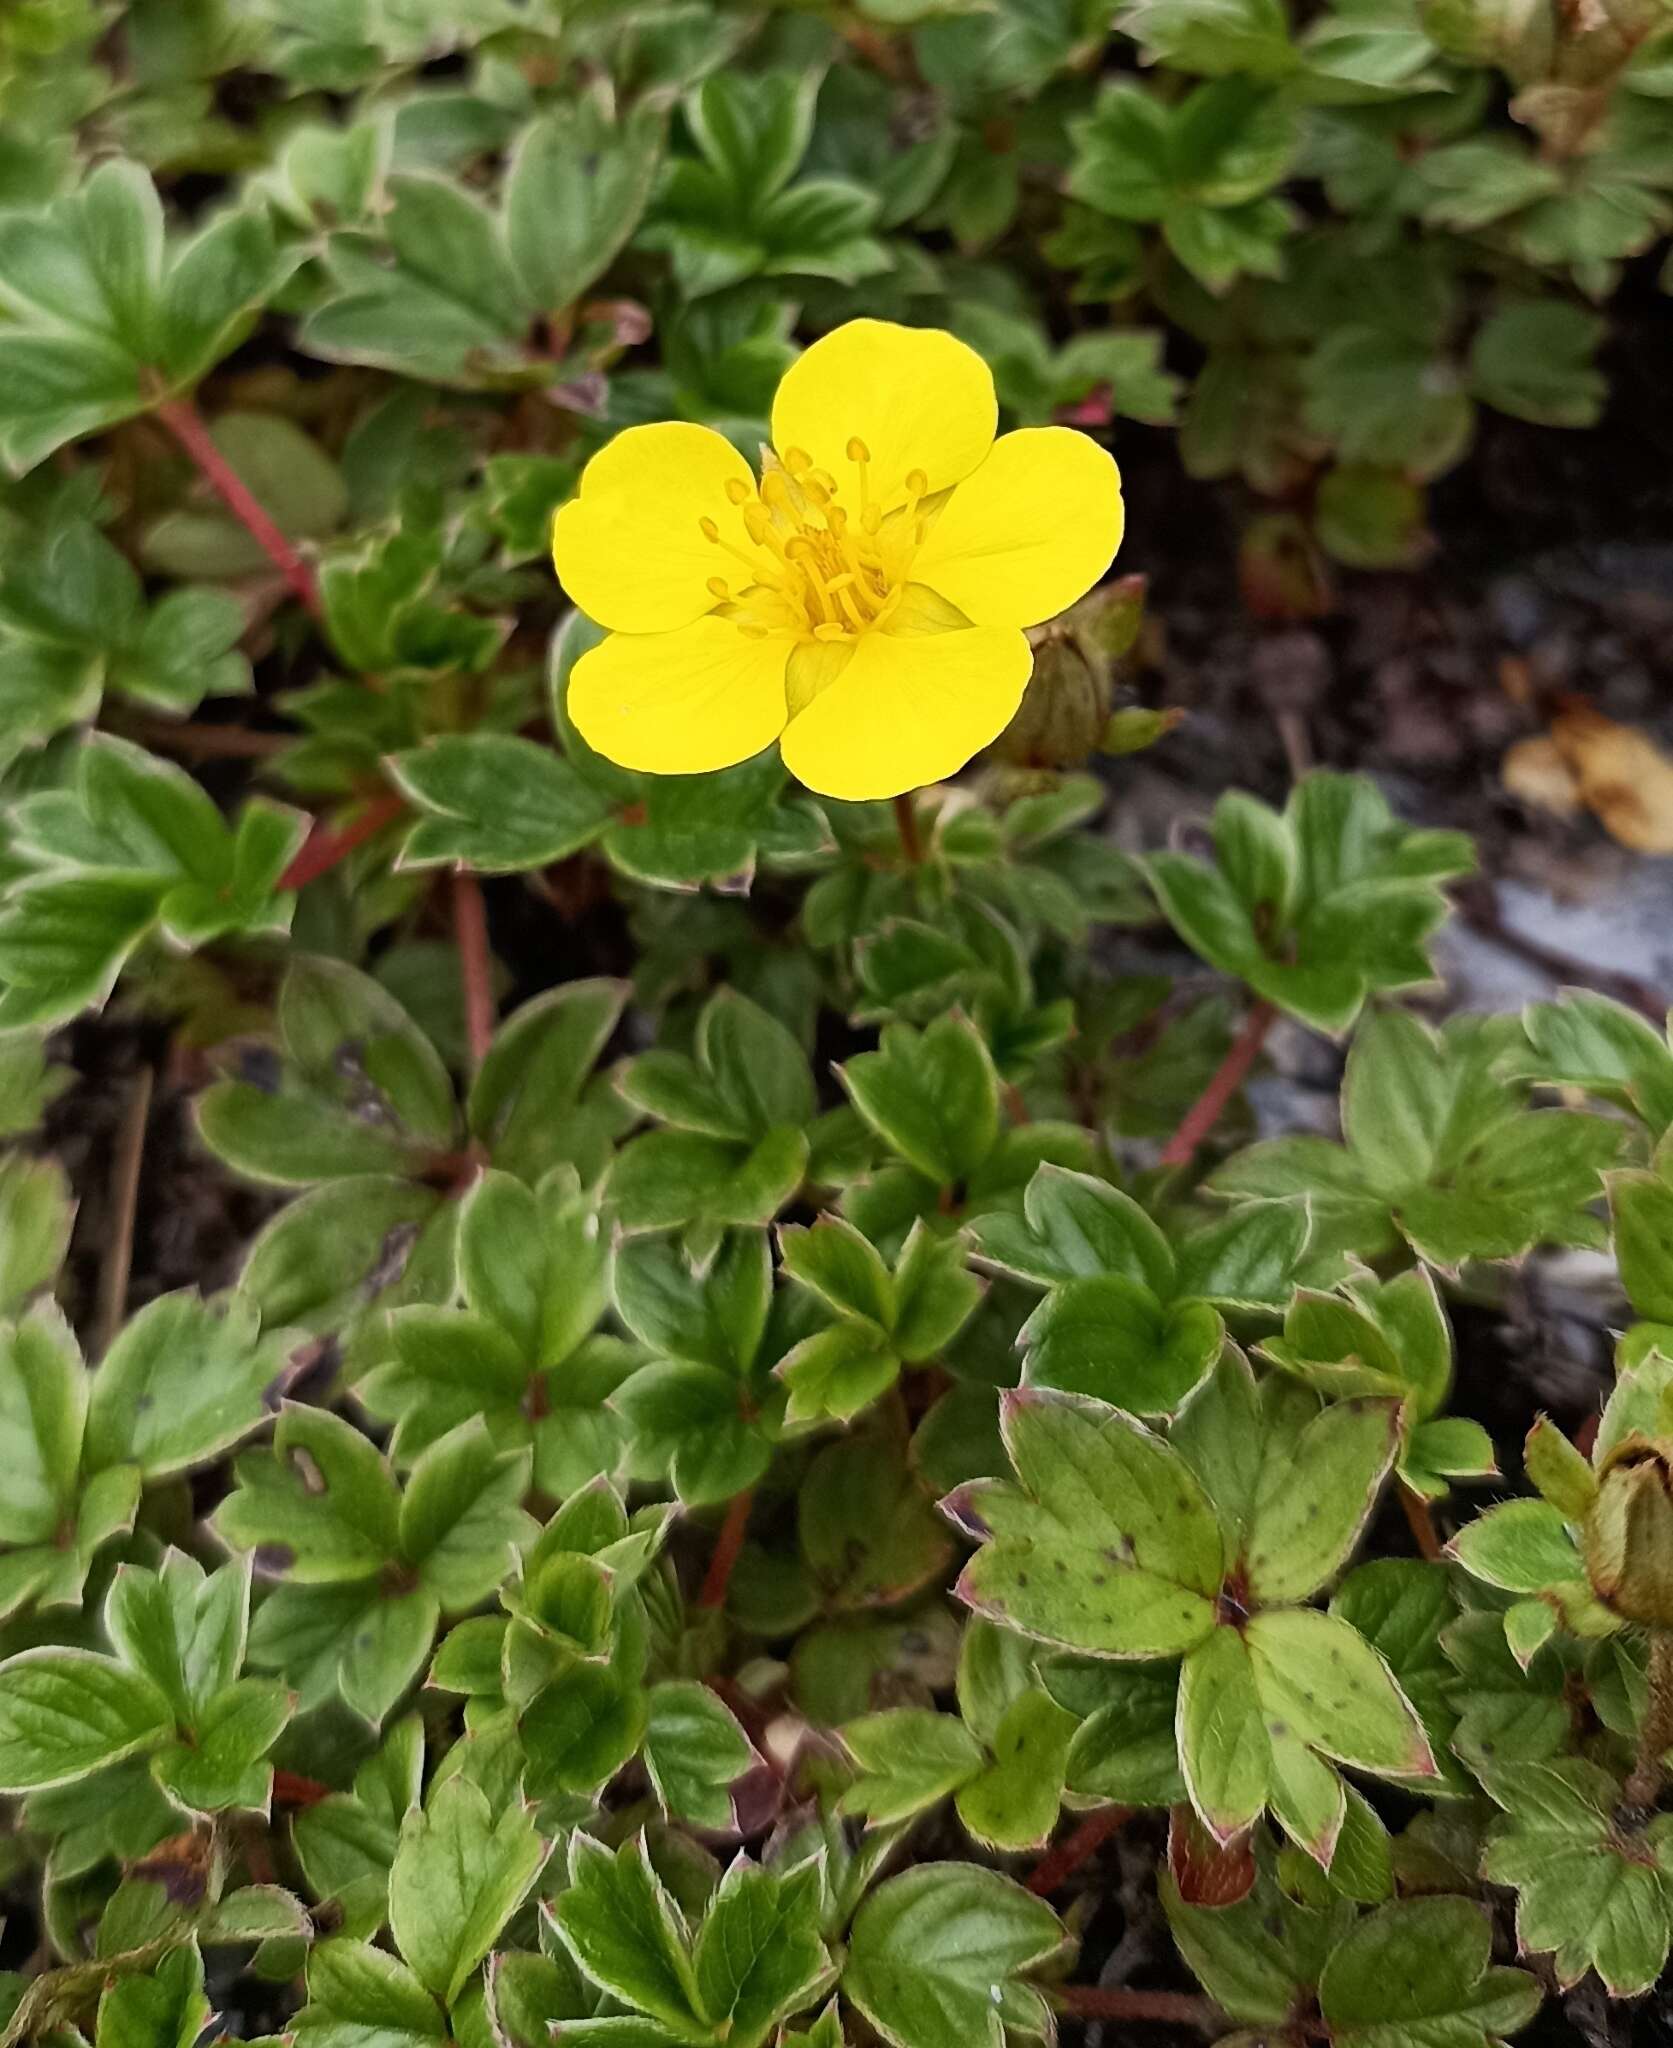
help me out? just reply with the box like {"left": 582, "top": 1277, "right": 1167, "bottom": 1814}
{"left": 699, "top": 440, "right": 928, "bottom": 644}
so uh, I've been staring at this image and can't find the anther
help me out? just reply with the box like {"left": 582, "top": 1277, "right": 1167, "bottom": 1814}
{"left": 781, "top": 446, "right": 812, "bottom": 473}
{"left": 724, "top": 479, "right": 752, "bottom": 505}
{"left": 814, "top": 623, "right": 849, "bottom": 642}
{"left": 707, "top": 577, "right": 730, "bottom": 600}
{"left": 698, "top": 517, "right": 721, "bottom": 542}
{"left": 846, "top": 437, "right": 870, "bottom": 463}
{"left": 905, "top": 468, "right": 928, "bottom": 495}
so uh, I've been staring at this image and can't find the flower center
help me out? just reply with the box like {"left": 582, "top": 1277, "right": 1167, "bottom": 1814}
{"left": 697, "top": 439, "right": 928, "bottom": 644}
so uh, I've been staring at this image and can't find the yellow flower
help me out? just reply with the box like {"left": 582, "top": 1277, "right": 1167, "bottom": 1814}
{"left": 552, "top": 319, "right": 1124, "bottom": 802}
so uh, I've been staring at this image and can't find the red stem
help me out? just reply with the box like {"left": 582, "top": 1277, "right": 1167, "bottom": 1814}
{"left": 279, "top": 792, "right": 406, "bottom": 892}
{"left": 1158, "top": 1000, "right": 1276, "bottom": 1169}
{"left": 452, "top": 870, "right": 496, "bottom": 1069}
{"left": 1056, "top": 1987, "right": 1217, "bottom": 2027}
{"left": 1399, "top": 1483, "right": 1443, "bottom": 1562}
{"left": 155, "top": 394, "right": 324, "bottom": 620}
{"left": 698, "top": 1489, "right": 754, "bottom": 1609}
{"left": 1026, "top": 1805, "right": 1132, "bottom": 1895}
{"left": 272, "top": 1770, "right": 331, "bottom": 1809}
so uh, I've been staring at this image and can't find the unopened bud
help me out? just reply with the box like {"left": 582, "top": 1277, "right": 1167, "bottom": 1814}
{"left": 997, "top": 631, "right": 1111, "bottom": 769}
{"left": 1584, "top": 1439, "right": 1673, "bottom": 1626}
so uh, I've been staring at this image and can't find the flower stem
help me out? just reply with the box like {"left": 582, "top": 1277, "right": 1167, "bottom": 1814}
{"left": 1026, "top": 1805, "right": 1132, "bottom": 1895}
{"left": 1627, "top": 1630, "right": 1673, "bottom": 1807}
{"left": 154, "top": 394, "right": 323, "bottom": 620}
{"left": 279, "top": 792, "right": 406, "bottom": 892}
{"left": 892, "top": 789, "right": 924, "bottom": 864}
{"left": 1158, "top": 1000, "right": 1276, "bottom": 1169}
{"left": 452, "top": 870, "right": 495, "bottom": 1069}
{"left": 1054, "top": 1987, "right": 1217, "bottom": 2027}
{"left": 699, "top": 1489, "right": 754, "bottom": 1609}
{"left": 1398, "top": 1483, "right": 1443, "bottom": 1561}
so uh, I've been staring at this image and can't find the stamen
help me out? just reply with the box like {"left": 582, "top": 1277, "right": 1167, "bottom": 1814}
{"left": 905, "top": 468, "right": 928, "bottom": 494}
{"left": 814, "top": 622, "right": 849, "bottom": 642}
{"left": 846, "top": 438, "right": 870, "bottom": 463}
{"left": 707, "top": 577, "right": 730, "bottom": 600}
{"left": 781, "top": 446, "right": 812, "bottom": 474}
{"left": 724, "top": 478, "right": 752, "bottom": 505}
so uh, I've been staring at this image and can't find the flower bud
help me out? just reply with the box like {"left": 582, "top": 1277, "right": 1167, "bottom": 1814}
{"left": 996, "top": 630, "right": 1111, "bottom": 768}
{"left": 1583, "top": 1439, "right": 1673, "bottom": 1626}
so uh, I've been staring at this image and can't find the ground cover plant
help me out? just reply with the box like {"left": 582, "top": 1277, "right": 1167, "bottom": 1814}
{"left": 2, "top": 1, "right": 1673, "bottom": 2045}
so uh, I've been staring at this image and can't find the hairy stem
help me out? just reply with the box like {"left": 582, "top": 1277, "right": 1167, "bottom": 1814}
{"left": 154, "top": 394, "right": 323, "bottom": 620}
{"left": 452, "top": 870, "right": 496, "bottom": 1069}
{"left": 698, "top": 1490, "right": 754, "bottom": 1610}
{"left": 1026, "top": 1805, "right": 1132, "bottom": 1895}
{"left": 1158, "top": 1000, "right": 1276, "bottom": 1170}
{"left": 1627, "top": 1630, "right": 1673, "bottom": 1807}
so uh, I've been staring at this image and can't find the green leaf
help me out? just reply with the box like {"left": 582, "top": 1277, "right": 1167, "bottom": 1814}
{"left": 1610, "top": 1169, "right": 1673, "bottom": 1322}
{"left": 956, "top": 1691, "right": 1077, "bottom": 1850}
{"left": 468, "top": 978, "right": 627, "bottom": 1186}
{"left": 948, "top": 1389, "right": 1221, "bottom": 1658}
{"left": 801, "top": 1431, "right": 953, "bottom": 1610}
{"left": 0, "top": 164, "right": 292, "bottom": 472}
{"left": 692, "top": 1861, "right": 830, "bottom": 2048}
{"left": 1021, "top": 1275, "right": 1223, "bottom": 1414}
{"left": 553, "top": 1834, "right": 706, "bottom": 2035}
{"left": 0, "top": 1649, "right": 172, "bottom": 1791}
{"left": 392, "top": 736, "right": 614, "bottom": 873}
{"left": 85, "top": 1291, "right": 292, "bottom": 1480}
{"left": 94, "top": 1941, "right": 210, "bottom": 2048}
{"left": 644, "top": 1681, "right": 758, "bottom": 1831}
{"left": 1481, "top": 1757, "right": 1673, "bottom": 1996}
{"left": 1244, "top": 1398, "right": 1399, "bottom": 1602}
{"left": 840, "top": 1709, "right": 985, "bottom": 1825}
{"left": 197, "top": 955, "right": 455, "bottom": 1187}
{"left": 779, "top": 1216, "right": 894, "bottom": 1328}
{"left": 215, "top": 1403, "right": 402, "bottom": 1583}
{"left": 521, "top": 1665, "right": 648, "bottom": 1797}
{"left": 845, "top": 1865, "right": 1062, "bottom": 2048}
{"left": 390, "top": 1776, "right": 546, "bottom": 2007}
{"left": 971, "top": 1166, "right": 1176, "bottom": 1293}
{"left": 1469, "top": 300, "right": 1606, "bottom": 428}
{"left": 504, "top": 100, "right": 665, "bottom": 312}
{"left": 1178, "top": 1625, "right": 1270, "bottom": 1840}
{"left": 397, "top": 1418, "right": 535, "bottom": 1610}
{"left": 1447, "top": 1499, "right": 1584, "bottom": 1596}
{"left": 296, "top": 1938, "right": 446, "bottom": 2046}
{"left": 1245, "top": 1608, "right": 1435, "bottom": 1778}
{"left": 1149, "top": 775, "right": 1471, "bottom": 1036}
{"left": 841, "top": 1016, "right": 1000, "bottom": 1188}
{"left": 1160, "top": 1868, "right": 1301, "bottom": 2024}
{"left": 1318, "top": 1895, "right": 1542, "bottom": 2048}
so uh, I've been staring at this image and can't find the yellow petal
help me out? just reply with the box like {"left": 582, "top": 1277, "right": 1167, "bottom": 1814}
{"left": 567, "top": 617, "right": 790, "bottom": 775}
{"left": 770, "top": 320, "right": 996, "bottom": 510}
{"left": 552, "top": 422, "right": 756, "bottom": 633}
{"left": 780, "top": 625, "right": 1030, "bottom": 801}
{"left": 911, "top": 427, "right": 1125, "bottom": 629}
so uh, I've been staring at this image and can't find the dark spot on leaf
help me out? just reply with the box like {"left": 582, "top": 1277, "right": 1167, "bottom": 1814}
{"left": 253, "top": 1543, "right": 295, "bottom": 1576}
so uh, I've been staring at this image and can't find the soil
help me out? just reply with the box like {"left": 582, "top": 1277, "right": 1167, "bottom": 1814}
{"left": 25, "top": 279, "right": 1673, "bottom": 2041}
